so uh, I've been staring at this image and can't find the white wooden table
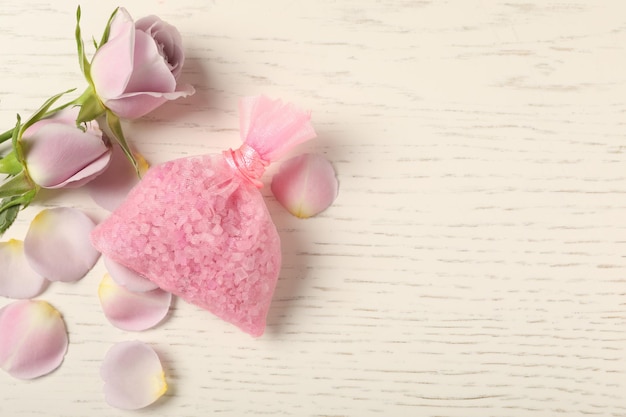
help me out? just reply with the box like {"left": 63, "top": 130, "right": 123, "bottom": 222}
{"left": 1, "top": 1, "right": 625, "bottom": 416}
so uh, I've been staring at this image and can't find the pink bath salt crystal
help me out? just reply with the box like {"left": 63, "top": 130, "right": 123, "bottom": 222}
{"left": 91, "top": 96, "right": 316, "bottom": 336}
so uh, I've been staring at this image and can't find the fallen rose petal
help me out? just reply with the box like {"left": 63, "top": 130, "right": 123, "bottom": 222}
{"left": 0, "top": 300, "right": 68, "bottom": 379}
{"left": 271, "top": 153, "right": 338, "bottom": 218}
{"left": 87, "top": 144, "right": 149, "bottom": 211}
{"left": 24, "top": 207, "right": 100, "bottom": 282}
{"left": 101, "top": 340, "right": 167, "bottom": 410}
{"left": 0, "top": 240, "right": 48, "bottom": 299}
{"left": 98, "top": 274, "right": 171, "bottom": 331}
{"left": 104, "top": 256, "right": 158, "bottom": 292}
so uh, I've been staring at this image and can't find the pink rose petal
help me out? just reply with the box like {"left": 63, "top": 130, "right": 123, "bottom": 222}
{"left": 104, "top": 85, "right": 195, "bottom": 120}
{"left": 271, "top": 153, "right": 338, "bottom": 218}
{"left": 90, "top": 8, "right": 135, "bottom": 100}
{"left": 104, "top": 256, "right": 158, "bottom": 292}
{"left": 87, "top": 144, "right": 149, "bottom": 211}
{"left": 0, "top": 300, "right": 68, "bottom": 379}
{"left": 0, "top": 239, "right": 48, "bottom": 299}
{"left": 98, "top": 274, "right": 171, "bottom": 331}
{"left": 24, "top": 207, "right": 100, "bottom": 282}
{"left": 23, "top": 115, "right": 111, "bottom": 189}
{"left": 101, "top": 340, "right": 167, "bottom": 410}
{"left": 124, "top": 30, "right": 176, "bottom": 95}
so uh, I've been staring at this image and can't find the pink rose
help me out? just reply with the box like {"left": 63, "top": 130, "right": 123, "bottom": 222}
{"left": 22, "top": 108, "right": 112, "bottom": 189}
{"left": 90, "top": 8, "right": 195, "bottom": 119}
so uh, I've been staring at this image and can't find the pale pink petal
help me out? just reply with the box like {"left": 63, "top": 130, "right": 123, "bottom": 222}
{"left": 103, "top": 256, "right": 158, "bottom": 292}
{"left": 0, "top": 240, "right": 48, "bottom": 299}
{"left": 271, "top": 153, "right": 338, "bottom": 218}
{"left": 22, "top": 107, "right": 78, "bottom": 137}
{"left": 51, "top": 149, "right": 112, "bottom": 189}
{"left": 134, "top": 15, "right": 162, "bottom": 33}
{"left": 124, "top": 30, "right": 176, "bottom": 94}
{"left": 23, "top": 123, "right": 111, "bottom": 189}
{"left": 135, "top": 16, "right": 185, "bottom": 78}
{"left": 24, "top": 208, "right": 100, "bottom": 282}
{"left": 87, "top": 145, "right": 149, "bottom": 211}
{"left": 91, "top": 8, "right": 135, "bottom": 100}
{"left": 101, "top": 340, "right": 167, "bottom": 410}
{"left": 103, "top": 83, "right": 195, "bottom": 119}
{"left": 0, "top": 300, "right": 68, "bottom": 379}
{"left": 98, "top": 274, "right": 171, "bottom": 331}
{"left": 108, "top": 8, "right": 134, "bottom": 40}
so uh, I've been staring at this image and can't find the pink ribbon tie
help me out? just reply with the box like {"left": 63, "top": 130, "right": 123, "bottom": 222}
{"left": 223, "top": 144, "right": 269, "bottom": 188}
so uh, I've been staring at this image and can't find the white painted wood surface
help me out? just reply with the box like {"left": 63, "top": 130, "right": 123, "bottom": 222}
{"left": 1, "top": 1, "right": 626, "bottom": 415}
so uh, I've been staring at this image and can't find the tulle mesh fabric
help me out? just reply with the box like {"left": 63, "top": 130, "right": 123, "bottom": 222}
{"left": 91, "top": 96, "right": 316, "bottom": 336}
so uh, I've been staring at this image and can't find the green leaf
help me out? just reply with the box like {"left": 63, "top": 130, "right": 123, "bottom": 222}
{"left": 0, "top": 171, "right": 33, "bottom": 198}
{"left": 0, "top": 189, "right": 37, "bottom": 235}
{"left": 76, "top": 87, "right": 106, "bottom": 123}
{"left": 0, "top": 152, "right": 23, "bottom": 175}
{"left": 0, "top": 200, "right": 20, "bottom": 235}
{"left": 105, "top": 110, "right": 140, "bottom": 176}
{"left": 75, "top": 5, "right": 93, "bottom": 85}
{"left": 99, "top": 7, "right": 120, "bottom": 47}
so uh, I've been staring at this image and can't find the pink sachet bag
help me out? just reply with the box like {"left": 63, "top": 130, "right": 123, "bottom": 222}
{"left": 91, "top": 96, "right": 316, "bottom": 336}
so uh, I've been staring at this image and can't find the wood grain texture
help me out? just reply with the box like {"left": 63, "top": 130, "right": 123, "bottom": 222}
{"left": 1, "top": 1, "right": 626, "bottom": 416}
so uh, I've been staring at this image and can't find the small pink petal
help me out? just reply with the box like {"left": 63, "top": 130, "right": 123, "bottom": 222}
{"left": 271, "top": 153, "right": 338, "bottom": 218}
{"left": 101, "top": 340, "right": 167, "bottom": 410}
{"left": 98, "top": 274, "right": 171, "bottom": 331}
{"left": 87, "top": 145, "right": 149, "bottom": 211}
{"left": 24, "top": 208, "right": 100, "bottom": 282}
{"left": 104, "top": 256, "right": 158, "bottom": 292}
{"left": 0, "top": 240, "right": 48, "bottom": 299}
{"left": 0, "top": 300, "right": 68, "bottom": 379}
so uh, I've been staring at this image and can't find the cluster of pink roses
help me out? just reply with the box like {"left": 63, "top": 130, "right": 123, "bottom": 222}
{"left": 0, "top": 7, "right": 194, "bottom": 233}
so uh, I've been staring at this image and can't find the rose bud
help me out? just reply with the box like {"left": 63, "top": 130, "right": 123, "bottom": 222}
{"left": 90, "top": 8, "right": 195, "bottom": 119}
{"left": 21, "top": 108, "right": 112, "bottom": 189}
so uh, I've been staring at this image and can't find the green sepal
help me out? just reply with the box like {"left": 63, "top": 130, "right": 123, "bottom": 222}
{"left": 75, "top": 6, "right": 93, "bottom": 85}
{"left": 99, "top": 7, "right": 120, "bottom": 48}
{"left": 0, "top": 189, "right": 37, "bottom": 235}
{"left": 76, "top": 87, "right": 106, "bottom": 123}
{"left": 0, "top": 171, "right": 34, "bottom": 199}
{"left": 13, "top": 89, "right": 74, "bottom": 164}
{"left": 0, "top": 152, "right": 23, "bottom": 175}
{"left": 105, "top": 110, "right": 140, "bottom": 176}
{"left": 11, "top": 115, "right": 22, "bottom": 163}
{"left": 19, "top": 90, "right": 74, "bottom": 133}
{"left": 0, "top": 126, "right": 15, "bottom": 145}
{"left": 0, "top": 88, "right": 74, "bottom": 147}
